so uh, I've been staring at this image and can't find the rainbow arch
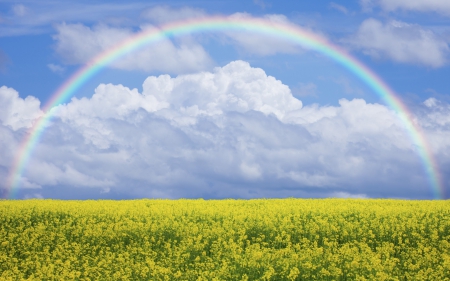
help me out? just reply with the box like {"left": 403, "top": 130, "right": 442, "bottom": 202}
{"left": 6, "top": 16, "right": 444, "bottom": 199}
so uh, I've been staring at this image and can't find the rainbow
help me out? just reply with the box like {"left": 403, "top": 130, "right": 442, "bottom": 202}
{"left": 6, "top": 16, "right": 445, "bottom": 199}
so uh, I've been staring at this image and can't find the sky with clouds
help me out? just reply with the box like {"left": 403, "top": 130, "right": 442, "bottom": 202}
{"left": 0, "top": 0, "right": 449, "bottom": 199}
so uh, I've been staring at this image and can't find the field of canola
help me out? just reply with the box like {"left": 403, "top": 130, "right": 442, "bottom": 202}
{"left": 1, "top": 199, "right": 450, "bottom": 281}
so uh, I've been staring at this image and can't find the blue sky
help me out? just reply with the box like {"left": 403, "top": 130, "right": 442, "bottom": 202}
{"left": 0, "top": 0, "right": 449, "bottom": 199}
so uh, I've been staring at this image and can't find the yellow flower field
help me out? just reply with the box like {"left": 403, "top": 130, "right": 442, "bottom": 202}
{"left": 1, "top": 199, "right": 449, "bottom": 280}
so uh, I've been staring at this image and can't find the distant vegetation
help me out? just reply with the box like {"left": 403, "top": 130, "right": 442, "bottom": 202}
{"left": 1, "top": 199, "right": 449, "bottom": 280}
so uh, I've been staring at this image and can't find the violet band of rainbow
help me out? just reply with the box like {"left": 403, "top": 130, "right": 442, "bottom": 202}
{"left": 6, "top": 16, "right": 444, "bottom": 199}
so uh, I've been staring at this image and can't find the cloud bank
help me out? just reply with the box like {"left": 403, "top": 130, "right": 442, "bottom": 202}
{"left": 347, "top": 18, "right": 449, "bottom": 67}
{"left": 1, "top": 61, "right": 449, "bottom": 199}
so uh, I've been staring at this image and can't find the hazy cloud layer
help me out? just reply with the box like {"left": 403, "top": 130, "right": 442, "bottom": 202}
{"left": 361, "top": 0, "right": 450, "bottom": 15}
{"left": 329, "top": 3, "right": 349, "bottom": 14}
{"left": 0, "top": 2, "right": 148, "bottom": 37}
{"left": 222, "top": 13, "right": 305, "bottom": 56}
{"left": 142, "top": 6, "right": 206, "bottom": 24}
{"left": 144, "top": 9, "right": 315, "bottom": 56}
{"left": 347, "top": 18, "right": 449, "bottom": 67}
{"left": 47, "top": 63, "right": 65, "bottom": 75}
{"left": 11, "top": 4, "right": 29, "bottom": 17}
{"left": 52, "top": 7, "right": 325, "bottom": 72}
{"left": 1, "top": 61, "right": 449, "bottom": 199}
{"left": 53, "top": 23, "right": 214, "bottom": 74}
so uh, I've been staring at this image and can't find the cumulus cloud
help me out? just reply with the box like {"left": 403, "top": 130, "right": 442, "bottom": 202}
{"left": 0, "top": 86, "right": 42, "bottom": 131}
{"left": 0, "top": 87, "right": 43, "bottom": 191}
{"left": 53, "top": 22, "right": 214, "bottom": 74}
{"left": 347, "top": 18, "right": 449, "bottom": 67}
{"left": 361, "top": 0, "right": 450, "bottom": 15}
{"left": 1, "top": 61, "right": 448, "bottom": 199}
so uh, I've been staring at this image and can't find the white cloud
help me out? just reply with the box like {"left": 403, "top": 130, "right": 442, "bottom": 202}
{"left": 292, "top": 82, "right": 318, "bottom": 98}
{"left": 419, "top": 98, "right": 450, "bottom": 156}
{"left": 332, "top": 77, "right": 365, "bottom": 97}
{"left": 362, "top": 0, "right": 450, "bottom": 15}
{"left": 1, "top": 2, "right": 147, "bottom": 37}
{"left": 53, "top": 22, "right": 214, "bottom": 74}
{"left": 52, "top": 9, "right": 292, "bottom": 74}
{"left": 142, "top": 6, "right": 206, "bottom": 24}
{"left": 53, "top": 23, "right": 131, "bottom": 64}
{"left": 240, "top": 162, "right": 262, "bottom": 180}
{"left": 0, "top": 127, "right": 18, "bottom": 190}
{"left": 47, "top": 63, "right": 65, "bottom": 74}
{"left": 254, "top": 0, "right": 270, "bottom": 9}
{"left": 222, "top": 13, "right": 305, "bottom": 56}
{"left": 15, "top": 176, "right": 41, "bottom": 189}
{"left": 1, "top": 61, "right": 449, "bottom": 199}
{"left": 0, "top": 86, "right": 42, "bottom": 131}
{"left": 23, "top": 193, "right": 44, "bottom": 199}
{"left": 141, "top": 60, "right": 303, "bottom": 120}
{"left": 52, "top": 8, "right": 327, "bottom": 69}
{"left": 329, "top": 2, "right": 349, "bottom": 14}
{"left": 54, "top": 61, "right": 302, "bottom": 147}
{"left": 26, "top": 161, "right": 114, "bottom": 188}
{"left": 330, "top": 191, "right": 369, "bottom": 198}
{"left": 347, "top": 18, "right": 449, "bottom": 67}
{"left": 142, "top": 7, "right": 321, "bottom": 57}
{"left": 12, "top": 4, "right": 28, "bottom": 17}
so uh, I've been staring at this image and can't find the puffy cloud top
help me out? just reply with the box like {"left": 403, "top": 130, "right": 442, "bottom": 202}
{"left": 57, "top": 60, "right": 302, "bottom": 124}
{"left": 142, "top": 60, "right": 303, "bottom": 120}
{"left": 0, "top": 86, "right": 42, "bottom": 131}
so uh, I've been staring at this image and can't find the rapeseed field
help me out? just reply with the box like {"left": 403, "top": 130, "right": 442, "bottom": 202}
{"left": 0, "top": 199, "right": 449, "bottom": 280}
